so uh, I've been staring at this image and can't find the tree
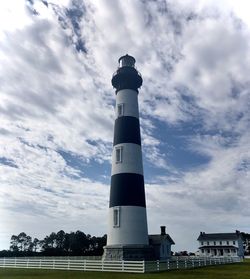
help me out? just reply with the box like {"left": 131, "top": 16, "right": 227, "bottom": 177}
{"left": 241, "top": 232, "right": 250, "bottom": 255}
{"left": 32, "top": 238, "right": 40, "bottom": 252}
{"left": 56, "top": 230, "right": 66, "bottom": 250}
{"left": 68, "top": 231, "right": 90, "bottom": 255}
{"left": 41, "top": 232, "right": 57, "bottom": 250}
{"left": 10, "top": 235, "right": 19, "bottom": 252}
{"left": 10, "top": 232, "right": 33, "bottom": 254}
{"left": 8, "top": 230, "right": 107, "bottom": 256}
{"left": 17, "top": 232, "right": 32, "bottom": 251}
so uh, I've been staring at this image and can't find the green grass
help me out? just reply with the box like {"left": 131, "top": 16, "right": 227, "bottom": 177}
{"left": 0, "top": 260, "right": 249, "bottom": 279}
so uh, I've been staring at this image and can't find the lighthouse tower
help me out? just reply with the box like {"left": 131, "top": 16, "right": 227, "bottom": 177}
{"left": 103, "top": 55, "right": 153, "bottom": 261}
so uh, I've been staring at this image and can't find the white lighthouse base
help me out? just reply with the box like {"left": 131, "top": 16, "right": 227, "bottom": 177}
{"left": 102, "top": 244, "right": 155, "bottom": 261}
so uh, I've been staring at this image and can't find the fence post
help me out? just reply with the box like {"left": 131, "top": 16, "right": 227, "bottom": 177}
{"left": 84, "top": 260, "right": 86, "bottom": 271}
{"left": 53, "top": 259, "right": 55, "bottom": 269}
{"left": 15, "top": 258, "right": 17, "bottom": 268}
{"left": 157, "top": 260, "right": 159, "bottom": 271}
{"left": 3, "top": 258, "right": 5, "bottom": 268}
{"left": 27, "top": 258, "right": 29, "bottom": 268}
{"left": 167, "top": 260, "right": 170, "bottom": 270}
{"left": 176, "top": 259, "right": 179, "bottom": 269}
{"left": 184, "top": 260, "right": 187, "bottom": 269}
{"left": 142, "top": 260, "right": 145, "bottom": 273}
{"left": 67, "top": 259, "right": 70, "bottom": 270}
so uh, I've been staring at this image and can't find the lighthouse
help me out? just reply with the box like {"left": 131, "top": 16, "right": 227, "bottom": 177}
{"left": 103, "top": 55, "right": 153, "bottom": 260}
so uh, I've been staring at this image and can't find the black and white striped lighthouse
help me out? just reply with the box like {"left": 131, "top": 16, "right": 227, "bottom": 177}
{"left": 103, "top": 55, "right": 153, "bottom": 261}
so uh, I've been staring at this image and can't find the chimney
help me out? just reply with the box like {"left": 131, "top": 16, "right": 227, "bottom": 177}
{"left": 160, "top": 226, "right": 166, "bottom": 235}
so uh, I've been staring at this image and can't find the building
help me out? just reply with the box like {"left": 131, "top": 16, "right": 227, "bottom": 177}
{"left": 103, "top": 55, "right": 153, "bottom": 261}
{"left": 149, "top": 226, "right": 175, "bottom": 260}
{"left": 197, "top": 231, "right": 244, "bottom": 257}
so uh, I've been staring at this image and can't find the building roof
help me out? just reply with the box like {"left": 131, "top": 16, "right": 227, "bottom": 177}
{"left": 149, "top": 234, "right": 175, "bottom": 245}
{"left": 199, "top": 246, "right": 238, "bottom": 249}
{"left": 197, "top": 232, "right": 241, "bottom": 241}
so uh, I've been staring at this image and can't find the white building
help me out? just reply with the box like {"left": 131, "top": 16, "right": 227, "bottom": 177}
{"left": 197, "top": 231, "right": 244, "bottom": 257}
{"left": 149, "top": 226, "right": 175, "bottom": 260}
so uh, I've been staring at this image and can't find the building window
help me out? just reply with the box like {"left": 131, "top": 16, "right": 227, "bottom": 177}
{"left": 113, "top": 207, "right": 120, "bottom": 227}
{"left": 166, "top": 245, "right": 169, "bottom": 256}
{"left": 207, "top": 241, "right": 209, "bottom": 245}
{"left": 233, "top": 241, "right": 235, "bottom": 245}
{"left": 117, "top": 103, "right": 124, "bottom": 117}
{"left": 115, "top": 146, "right": 123, "bottom": 163}
{"left": 227, "top": 241, "right": 229, "bottom": 245}
{"left": 201, "top": 249, "right": 204, "bottom": 253}
{"left": 214, "top": 241, "right": 216, "bottom": 245}
{"left": 220, "top": 241, "right": 222, "bottom": 245}
{"left": 207, "top": 249, "right": 210, "bottom": 253}
{"left": 201, "top": 241, "right": 203, "bottom": 245}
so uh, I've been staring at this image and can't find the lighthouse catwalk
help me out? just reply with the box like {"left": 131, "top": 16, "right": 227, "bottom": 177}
{"left": 103, "top": 55, "right": 153, "bottom": 260}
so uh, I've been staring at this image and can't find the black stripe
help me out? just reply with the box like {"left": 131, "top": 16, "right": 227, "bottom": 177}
{"left": 109, "top": 173, "right": 146, "bottom": 207}
{"left": 113, "top": 116, "right": 141, "bottom": 146}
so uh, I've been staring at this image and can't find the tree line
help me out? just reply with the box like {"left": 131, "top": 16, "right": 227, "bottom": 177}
{"left": 0, "top": 230, "right": 107, "bottom": 257}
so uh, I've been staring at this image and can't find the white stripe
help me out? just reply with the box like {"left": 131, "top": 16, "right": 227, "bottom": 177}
{"left": 112, "top": 143, "right": 143, "bottom": 175}
{"left": 107, "top": 206, "right": 149, "bottom": 246}
{"left": 116, "top": 89, "right": 139, "bottom": 119}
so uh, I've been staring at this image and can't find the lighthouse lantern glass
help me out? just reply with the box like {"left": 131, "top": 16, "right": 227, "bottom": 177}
{"left": 119, "top": 56, "right": 135, "bottom": 68}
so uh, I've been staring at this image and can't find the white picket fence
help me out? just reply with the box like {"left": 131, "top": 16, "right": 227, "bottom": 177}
{"left": 0, "top": 256, "right": 242, "bottom": 273}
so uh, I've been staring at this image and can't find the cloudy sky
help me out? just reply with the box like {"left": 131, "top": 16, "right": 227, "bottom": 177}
{"left": 0, "top": 0, "right": 249, "bottom": 252}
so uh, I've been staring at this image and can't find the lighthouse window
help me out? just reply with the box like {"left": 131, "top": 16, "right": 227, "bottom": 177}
{"left": 113, "top": 207, "right": 120, "bottom": 227}
{"left": 117, "top": 103, "right": 124, "bottom": 117}
{"left": 115, "top": 146, "right": 123, "bottom": 163}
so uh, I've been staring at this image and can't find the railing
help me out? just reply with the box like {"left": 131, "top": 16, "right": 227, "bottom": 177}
{"left": 0, "top": 258, "right": 144, "bottom": 273}
{"left": 144, "top": 256, "right": 242, "bottom": 272}
{"left": 0, "top": 256, "right": 242, "bottom": 273}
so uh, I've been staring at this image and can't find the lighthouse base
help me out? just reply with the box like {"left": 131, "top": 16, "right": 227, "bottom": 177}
{"left": 102, "top": 245, "right": 155, "bottom": 261}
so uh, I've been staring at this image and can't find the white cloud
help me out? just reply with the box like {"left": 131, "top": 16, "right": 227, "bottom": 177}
{"left": 0, "top": 0, "right": 250, "bottom": 252}
{"left": 146, "top": 141, "right": 250, "bottom": 250}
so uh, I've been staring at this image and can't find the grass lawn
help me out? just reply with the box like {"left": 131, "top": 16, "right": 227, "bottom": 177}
{"left": 0, "top": 260, "right": 249, "bottom": 279}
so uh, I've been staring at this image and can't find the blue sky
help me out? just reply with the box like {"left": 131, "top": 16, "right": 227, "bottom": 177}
{"left": 0, "top": 0, "right": 250, "bottom": 252}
